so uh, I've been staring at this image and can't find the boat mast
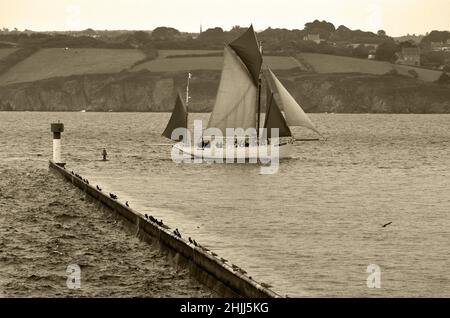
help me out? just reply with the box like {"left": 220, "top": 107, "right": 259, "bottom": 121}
{"left": 256, "top": 41, "right": 263, "bottom": 141}
{"left": 186, "top": 72, "right": 191, "bottom": 128}
{"left": 186, "top": 72, "right": 191, "bottom": 106}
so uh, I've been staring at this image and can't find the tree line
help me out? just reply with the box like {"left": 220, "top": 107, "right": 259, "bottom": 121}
{"left": 1, "top": 20, "right": 449, "bottom": 68}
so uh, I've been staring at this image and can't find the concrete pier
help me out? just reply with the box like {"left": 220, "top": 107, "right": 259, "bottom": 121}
{"left": 48, "top": 160, "right": 281, "bottom": 298}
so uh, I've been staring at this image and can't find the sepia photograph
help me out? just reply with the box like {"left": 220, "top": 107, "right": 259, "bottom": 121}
{"left": 0, "top": 0, "right": 449, "bottom": 312}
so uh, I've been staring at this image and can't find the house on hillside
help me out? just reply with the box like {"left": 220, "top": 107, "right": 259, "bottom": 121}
{"left": 303, "top": 34, "right": 322, "bottom": 44}
{"left": 430, "top": 41, "right": 449, "bottom": 51}
{"left": 397, "top": 47, "right": 421, "bottom": 66}
{"left": 347, "top": 43, "right": 379, "bottom": 50}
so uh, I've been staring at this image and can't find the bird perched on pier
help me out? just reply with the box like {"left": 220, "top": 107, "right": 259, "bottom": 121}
{"left": 260, "top": 282, "right": 273, "bottom": 289}
{"left": 382, "top": 221, "right": 392, "bottom": 228}
{"left": 109, "top": 193, "right": 118, "bottom": 199}
{"left": 188, "top": 237, "right": 193, "bottom": 244}
{"left": 96, "top": 185, "right": 102, "bottom": 191}
{"left": 71, "top": 171, "right": 74, "bottom": 175}
{"left": 149, "top": 215, "right": 156, "bottom": 222}
{"left": 85, "top": 179, "right": 89, "bottom": 185}
{"left": 125, "top": 201, "right": 129, "bottom": 207}
{"left": 193, "top": 240, "right": 198, "bottom": 247}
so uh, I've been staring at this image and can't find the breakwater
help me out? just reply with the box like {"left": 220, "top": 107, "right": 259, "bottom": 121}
{"left": 48, "top": 160, "right": 281, "bottom": 298}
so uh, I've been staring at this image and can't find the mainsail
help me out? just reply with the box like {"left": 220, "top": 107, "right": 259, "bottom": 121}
{"left": 265, "top": 69, "right": 321, "bottom": 136}
{"left": 206, "top": 45, "right": 258, "bottom": 134}
{"left": 162, "top": 92, "right": 188, "bottom": 141}
{"left": 263, "top": 90, "right": 292, "bottom": 139}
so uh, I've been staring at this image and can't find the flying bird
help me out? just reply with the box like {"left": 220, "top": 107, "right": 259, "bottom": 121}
{"left": 382, "top": 221, "right": 392, "bottom": 228}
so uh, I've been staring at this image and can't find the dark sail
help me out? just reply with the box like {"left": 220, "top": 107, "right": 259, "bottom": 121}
{"left": 229, "top": 25, "right": 262, "bottom": 86}
{"left": 162, "top": 92, "right": 188, "bottom": 141}
{"left": 263, "top": 91, "right": 292, "bottom": 139}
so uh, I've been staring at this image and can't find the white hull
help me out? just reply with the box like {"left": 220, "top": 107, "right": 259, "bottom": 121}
{"left": 174, "top": 141, "right": 293, "bottom": 161}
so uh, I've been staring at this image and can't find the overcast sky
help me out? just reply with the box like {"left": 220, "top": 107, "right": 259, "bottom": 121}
{"left": 1, "top": 0, "right": 448, "bottom": 36}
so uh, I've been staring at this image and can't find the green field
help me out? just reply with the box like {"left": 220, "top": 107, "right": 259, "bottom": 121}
{"left": 0, "top": 48, "right": 145, "bottom": 85}
{"left": 133, "top": 51, "right": 300, "bottom": 72}
{"left": 1, "top": 47, "right": 441, "bottom": 86}
{"left": 394, "top": 64, "right": 443, "bottom": 82}
{"left": 0, "top": 48, "right": 302, "bottom": 85}
{"left": 299, "top": 52, "right": 443, "bottom": 82}
{"left": 157, "top": 49, "right": 221, "bottom": 58}
{"left": 0, "top": 48, "right": 18, "bottom": 60}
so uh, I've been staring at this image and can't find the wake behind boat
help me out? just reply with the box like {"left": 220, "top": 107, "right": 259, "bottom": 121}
{"left": 162, "top": 25, "right": 323, "bottom": 161}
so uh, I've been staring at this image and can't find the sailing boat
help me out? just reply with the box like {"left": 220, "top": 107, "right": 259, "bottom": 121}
{"left": 162, "top": 25, "right": 322, "bottom": 160}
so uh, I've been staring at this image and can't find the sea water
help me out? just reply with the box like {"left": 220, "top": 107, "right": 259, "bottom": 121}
{"left": 1, "top": 112, "right": 449, "bottom": 297}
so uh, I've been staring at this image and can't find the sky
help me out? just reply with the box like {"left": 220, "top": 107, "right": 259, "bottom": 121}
{"left": 1, "top": 0, "right": 449, "bottom": 36}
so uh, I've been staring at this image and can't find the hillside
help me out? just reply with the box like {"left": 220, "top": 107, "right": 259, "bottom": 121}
{"left": 132, "top": 54, "right": 301, "bottom": 72}
{"left": 0, "top": 69, "right": 449, "bottom": 113}
{"left": 299, "top": 53, "right": 443, "bottom": 82}
{"left": 0, "top": 48, "right": 301, "bottom": 85}
{"left": 0, "top": 47, "right": 449, "bottom": 113}
{"left": 0, "top": 48, "right": 146, "bottom": 86}
{"left": 0, "top": 48, "right": 17, "bottom": 60}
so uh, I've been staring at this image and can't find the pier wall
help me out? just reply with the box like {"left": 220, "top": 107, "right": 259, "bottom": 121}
{"left": 49, "top": 160, "right": 280, "bottom": 298}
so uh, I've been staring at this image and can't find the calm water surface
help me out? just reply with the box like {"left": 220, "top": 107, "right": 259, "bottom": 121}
{"left": 1, "top": 112, "right": 449, "bottom": 297}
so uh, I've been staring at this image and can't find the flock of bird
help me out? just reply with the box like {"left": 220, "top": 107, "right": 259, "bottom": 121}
{"left": 70, "top": 170, "right": 222, "bottom": 259}
{"left": 71, "top": 169, "right": 404, "bottom": 288}
{"left": 66, "top": 168, "right": 278, "bottom": 287}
